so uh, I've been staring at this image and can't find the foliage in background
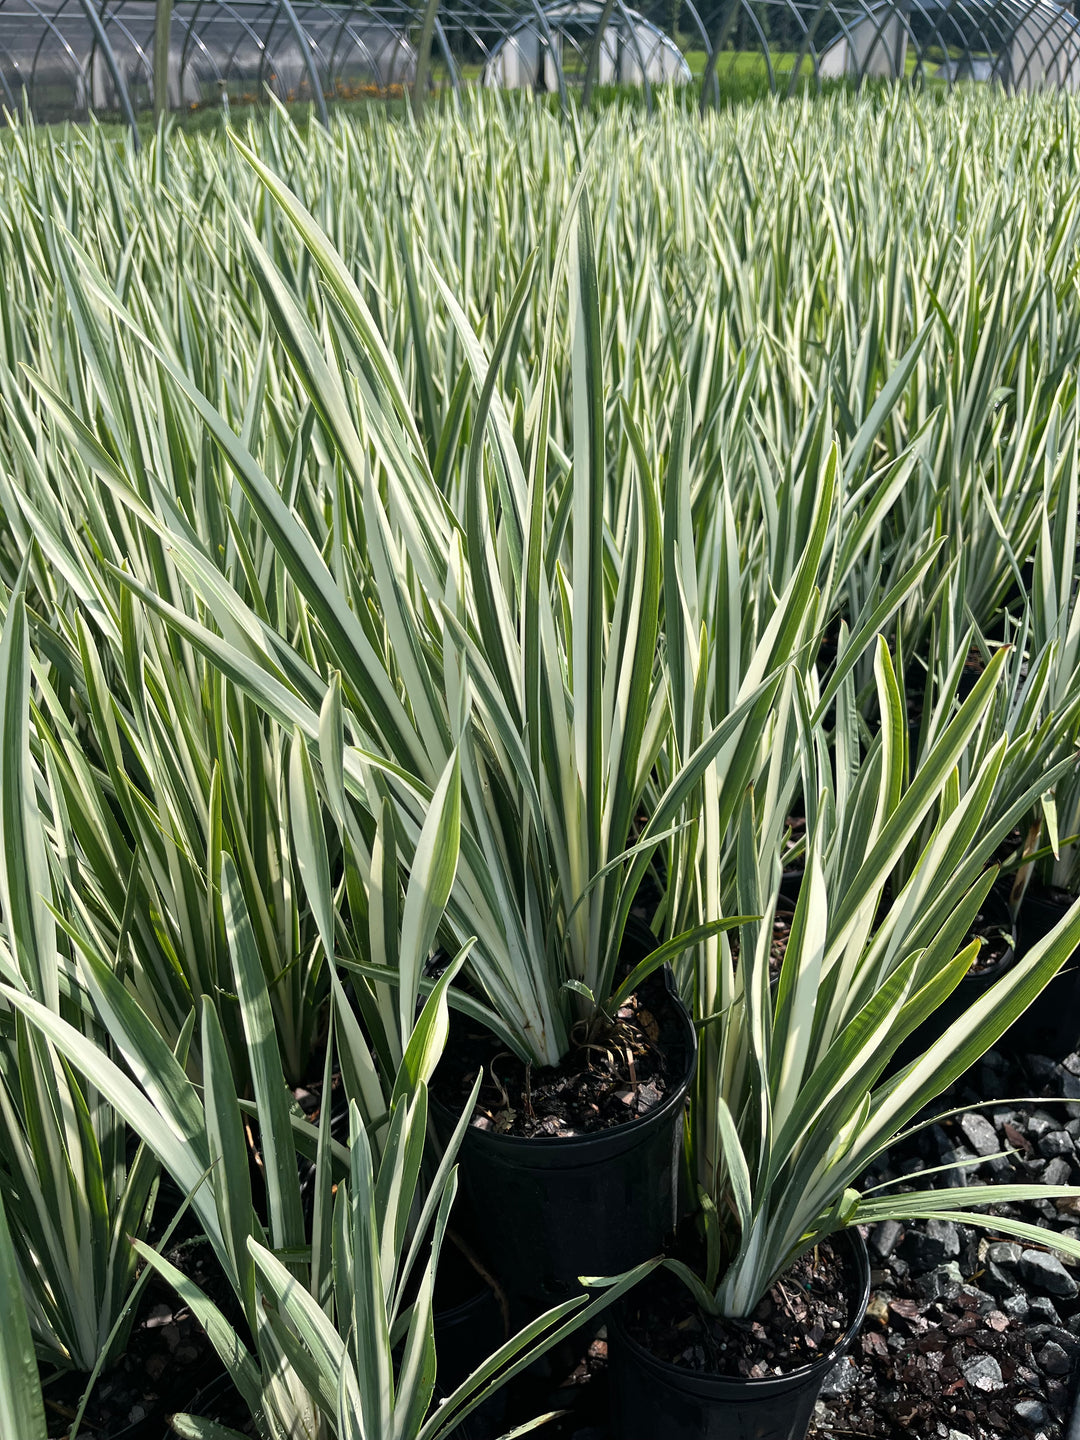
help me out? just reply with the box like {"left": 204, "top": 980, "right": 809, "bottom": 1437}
{"left": 0, "top": 84, "right": 1079, "bottom": 1413}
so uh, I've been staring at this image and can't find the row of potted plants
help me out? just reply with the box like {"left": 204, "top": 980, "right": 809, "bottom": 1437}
{"left": 32, "top": 158, "right": 1080, "bottom": 1439}
{"left": 2, "top": 92, "right": 1080, "bottom": 1439}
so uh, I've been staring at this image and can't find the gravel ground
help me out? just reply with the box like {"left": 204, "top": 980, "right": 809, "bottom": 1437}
{"left": 810, "top": 1045, "right": 1080, "bottom": 1440}
{"left": 488, "top": 1045, "right": 1080, "bottom": 1440}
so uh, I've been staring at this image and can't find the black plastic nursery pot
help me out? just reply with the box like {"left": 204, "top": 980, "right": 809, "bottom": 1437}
{"left": 432, "top": 965, "right": 697, "bottom": 1310}
{"left": 1006, "top": 885, "right": 1080, "bottom": 1059}
{"left": 607, "top": 1228, "right": 871, "bottom": 1440}
{"left": 432, "top": 1283, "right": 506, "bottom": 1440}
{"left": 434, "top": 1272, "right": 507, "bottom": 1395}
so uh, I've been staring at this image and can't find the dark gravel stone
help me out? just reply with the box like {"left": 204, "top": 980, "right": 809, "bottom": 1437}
{"left": 941, "top": 1145, "right": 978, "bottom": 1183}
{"left": 820, "top": 1357, "right": 858, "bottom": 1397}
{"left": 1002, "top": 1292, "right": 1030, "bottom": 1320}
{"left": 1036, "top": 1340, "right": 1071, "bottom": 1375}
{"left": 903, "top": 1218, "right": 960, "bottom": 1272}
{"left": 1028, "top": 1055, "right": 1060, "bottom": 1081}
{"left": 1042, "top": 1156, "right": 1073, "bottom": 1187}
{"left": 1027, "top": 1296, "right": 1061, "bottom": 1325}
{"left": 1061, "top": 1053, "right": 1080, "bottom": 1077}
{"left": 1019, "top": 1249, "right": 1079, "bottom": 1297}
{"left": 960, "top": 1111, "right": 1000, "bottom": 1156}
{"left": 957, "top": 1283, "right": 995, "bottom": 1314}
{"left": 915, "top": 1261, "right": 963, "bottom": 1302}
{"left": 1039, "top": 1130, "right": 1075, "bottom": 1159}
{"left": 962, "top": 1353, "right": 1004, "bottom": 1391}
{"left": 868, "top": 1219, "right": 903, "bottom": 1261}
{"left": 982, "top": 1261, "right": 1020, "bottom": 1299}
{"left": 1026, "top": 1113, "right": 1058, "bottom": 1140}
{"left": 1029, "top": 1324, "right": 1080, "bottom": 1356}
{"left": 987, "top": 1241, "right": 1023, "bottom": 1270}
{"left": 1015, "top": 1398, "right": 1048, "bottom": 1426}
{"left": 958, "top": 1228, "right": 980, "bottom": 1275}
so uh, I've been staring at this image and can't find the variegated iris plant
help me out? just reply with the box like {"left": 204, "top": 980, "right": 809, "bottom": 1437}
{"left": 1, "top": 87, "right": 1080, "bottom": 1379}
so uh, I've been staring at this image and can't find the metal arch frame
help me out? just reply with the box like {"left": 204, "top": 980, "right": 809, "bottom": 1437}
{"left": 790, "top": 0, "right": 860, "bottom": 88}
{"left": 417, "top": 0, "right": 502, "bottom": 99}
{"left": 473, "top": 0, "right": 569, "bottom": 104}
{"left": 6, "top": 0, "right": 1080, "bottom": 129}
{"left": 626, "top": 2, "right": 696, "bottom": 80}
{"left": 720, "top": 0, "right": 1026, "bottom": 91}
{"left": 482, "top": 0, "right": 690, "bottom": 107}
{"left": 925, "top": 0, "right": 1013, "bottom": 87}
{"left": 313, "top": 2, "right": 410, "bottom": 100}
{"left": 22, "top": 0, "right": 93, "bottom": 116}
{"left": 814, "top": 0, "right": 923, "bottom": 88}
{"left": 97, "top": 0, "right": 156, "bottom": 102}
{"left": 605, "top": 0, "right": 654, "bottom": 108}
{"left": 0, "top": 41, "right": 18, "bottom": 107}
{"left": 612, "top": 0, "right": 667, "bottom": 106}
{"left": 528, "top": 0, "right": 568, "bottom": 108}
{"left": 255, "top": 1, "right": 304, "bottom": 108}
{"left": 1000, "top": 0, "right": 1080, "bottom": 88}
{"left": 278, "top": 0, "right": 329, "bottom": 123}
{"left": 890, "top": 0, "right": 951, "bottom": 87}
{"left": 758, "top": 0, "right": 1080, "bottom": 93}
{"left": 430, "top": 15, "right": 460, "bottom": 98}
{"left": 309, "top": 0, "right": 452, "bottom": 101}
{"left": 170, "top": 4, "right": 230, "bottom": 109}
{"left": 813, "top": 0, "right": 866, "bottom": 82}
{"left": 200, "top": 0, "right": 272, "bottom": 104}
{"left": 580, "top": 0, "right": 687, "bottom": 104}
{"left": 74, "top": 0, "right": 139, "bottom": 137}
{"left": 677, "top": 0, "right": 718, "bottom": 103}
{"left": 848, "top": 0, "right": 916, "bottom": 86}
{"left": 699, "top": 0, "right": 778, "bottom": 111}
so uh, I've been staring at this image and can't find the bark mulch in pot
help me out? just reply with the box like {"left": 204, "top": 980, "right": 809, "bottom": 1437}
{"left": 620, "top": 1234, "right": 852, "bottom": 1378}
{"left": 431, "top": 974, "right": 676, "bottom": 1139}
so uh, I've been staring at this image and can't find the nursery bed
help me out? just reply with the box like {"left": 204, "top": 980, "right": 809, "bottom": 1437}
{"left": 45, "top": 1042, "right": 1080, "bottom": 1439}
{"left": 456, "top": 1045, "right": 1080, "bottom": 1440}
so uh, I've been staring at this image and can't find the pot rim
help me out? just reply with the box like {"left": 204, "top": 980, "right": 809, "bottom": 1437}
{"left": 431, "top": 965, "right": 697, "bottom": 1151}
{"left": 610, "top": 1226, "right": 871, "bottom": 1396}
{"left": 964, "top": 945, "right": 1015, "bottom": 983}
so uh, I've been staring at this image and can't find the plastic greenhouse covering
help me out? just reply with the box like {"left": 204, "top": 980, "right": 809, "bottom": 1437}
{"left": 2, "top": 0, "right": 1080, "bottom": 130}
{"left": 482, "top": 1, "right": 691, "bottom": 89}
{"left": 0, "top": 0, "right": 416, "bottom": 122}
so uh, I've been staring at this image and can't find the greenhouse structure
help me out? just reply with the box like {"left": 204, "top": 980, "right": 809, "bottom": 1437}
{"left": 2, "top": 0, "right": 1080, "bottom": 129}
{"left": 816, "top": 0, "right": 1080, "bottom": 89}
{"left": 481, "top": 0, "right": 691, "bottom": 90}
{"left": 0, "top": 0, "right": 416, "bottom": 122}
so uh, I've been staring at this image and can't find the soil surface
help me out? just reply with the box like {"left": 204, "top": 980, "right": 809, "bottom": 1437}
{"left": 43, "top": 1234, "right": 256, "bottom": 1439}
{"left": 431, "top": 969, "right": 680, "bottom": 1139}
{"left": 622, "top": 1235, "right": 853, "bottom": 1378}
{"left": 728, "top": 905, "right": 794, "bottom": 979}
{"left": 967, "top": 902, "right": 1017, "bottom": 977}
